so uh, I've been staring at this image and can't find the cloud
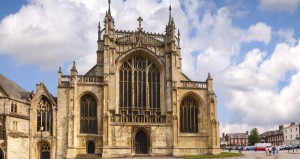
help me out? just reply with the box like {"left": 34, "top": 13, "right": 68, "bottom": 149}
{"left": 259, "top": 0, "right": 300, "bottom": 13}
{"left": 276, "top": 28, "right": 296, "bottom": 45}
{"left": 219, "top": 40, "right": 300, "bottom": 126}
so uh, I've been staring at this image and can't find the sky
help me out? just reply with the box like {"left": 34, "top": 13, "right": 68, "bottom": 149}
{"left": 1, "top": 0, "right": 300, "bottom": 135}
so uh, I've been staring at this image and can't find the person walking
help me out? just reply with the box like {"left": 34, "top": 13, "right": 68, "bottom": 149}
{"left": 265, "top": 146, "right": 269, "bottom": 156}
{"left": 272, "top": 146, "right": 276, "bottom": 155}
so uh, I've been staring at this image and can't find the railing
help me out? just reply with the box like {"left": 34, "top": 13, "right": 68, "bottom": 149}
{"left": 77, "top": 75, "right": 103, "bottom": 84}
{"left": 110, "top": 108, "right": 166, "bottom": 124}
{"left": 61, "top": 75, "right": 71, "bottom": 84}
{"left": 180, "top": 81, "right": 207, "bottom": 89}
{"left": 60, "top": 75, "right": 103, "bottom": 85}
{"left": 115, "top": 30, "right": 164, "bottom": 46}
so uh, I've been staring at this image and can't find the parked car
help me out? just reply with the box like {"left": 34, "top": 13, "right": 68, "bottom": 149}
{"left": 245, "top": 146, "right": 255, "bottom": 151}
{"left": 254, "top": 146, "right": 265, "bottom": 151}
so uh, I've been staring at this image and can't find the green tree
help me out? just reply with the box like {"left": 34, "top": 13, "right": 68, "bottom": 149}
{"left": 248, "top": 128, "right": 260, "bottom": 145}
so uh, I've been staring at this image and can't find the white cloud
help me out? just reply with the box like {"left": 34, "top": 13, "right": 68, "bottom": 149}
{"left": 219, "top": 40, "right": 300, "bottom": 126}
{"left": 259, "top": 0, "right": 300, "bottom": 13}
{"left": 277, "top": 28, "right": 296, "bottom": 45}
{"left": 244, "top": 22, "right": 272, "bottom": 44}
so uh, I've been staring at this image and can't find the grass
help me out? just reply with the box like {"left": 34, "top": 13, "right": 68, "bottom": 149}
{"left": 183, "top": 152, "right": 243, "bottom": 158}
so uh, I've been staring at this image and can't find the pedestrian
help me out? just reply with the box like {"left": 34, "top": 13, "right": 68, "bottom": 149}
{"left": 268, "top": 146, "right": 272, "bottom": 155}
{"left": 265, "top": 146, "right": 269, "bottom": 156}
{"left": 276, "top": 145, "right": 279, "bottom": 155}
{"left": 272, "top": 146, "right": 276, "bottom": 155}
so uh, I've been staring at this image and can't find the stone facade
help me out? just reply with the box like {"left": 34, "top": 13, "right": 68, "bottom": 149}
{"left": 0, "top": 2, "right": 220, "bottom": 159}
{"left": 283, "top": 122, "right": 300, "bottom": 145}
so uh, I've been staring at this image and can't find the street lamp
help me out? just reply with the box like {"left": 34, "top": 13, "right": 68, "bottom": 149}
{"left": 40, "top": 126, "right": 44, "bottom": 159}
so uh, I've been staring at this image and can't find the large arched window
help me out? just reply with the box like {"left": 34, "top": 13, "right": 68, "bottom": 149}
{"left": 37, "top": 96, "right": 52, "bottom": 133}
{"left": 80, "top": 94, "right": 97, "bottom": 134}
{"left": 119, "top": 55, "right": 160, "bottom": 115}
{"left": 180, "top": 96, "right": 198, "bottom": 133}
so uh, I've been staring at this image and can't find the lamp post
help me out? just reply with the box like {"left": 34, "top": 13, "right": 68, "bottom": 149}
{"left": 40, "top": 126, "right": 44, "bottom": 159}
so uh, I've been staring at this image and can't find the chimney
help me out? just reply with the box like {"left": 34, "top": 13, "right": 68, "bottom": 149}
{"left": 279, "top": 125, "right": 283, "bottom": 130}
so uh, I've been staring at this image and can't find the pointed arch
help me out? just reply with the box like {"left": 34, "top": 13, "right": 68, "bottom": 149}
{"left": 118, "top": 54, "right": 161, "bottom": 116}
{"left": 36, "top": 95, "right": 53, "bottom": 133}
{"left": 179, "top": 91, "right": 204, "bottom": 133}
{"left": 80, "top": 93, "right": 97, "bottom": 134}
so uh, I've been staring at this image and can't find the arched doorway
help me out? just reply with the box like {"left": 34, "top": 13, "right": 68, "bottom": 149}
{"left": 0, "top": 148, "right": 3, "bottom": 159}
{"left": 41, "top": 142, "right": 50, "bottom": 159}
{"left": 135, "top": 131, "right": 148, "bottom": 154}
{"left": 87, "top": 141, "right": 95, "bottom": 154}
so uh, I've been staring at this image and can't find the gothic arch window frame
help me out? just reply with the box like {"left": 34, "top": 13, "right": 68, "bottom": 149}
{"left": 38, "top": 141, "right": 51, "bottom": 159}
{"left": 118, "top": 53, "right": 162, "bottom": 116}
{"left": 36, "top": 96, "right": 53, "bottom": 134}
{"left": 179, "top": 92, "right": 203, "bottom": 134}
{"left": 79, "top": 93, "right": 98, "bottom": 134}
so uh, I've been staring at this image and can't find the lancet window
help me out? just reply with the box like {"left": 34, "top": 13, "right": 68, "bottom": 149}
{"left": 119, "top": 55, "right": 160, "bottom": 116}
{"left": 37, "top": 96, "right": 52, "bottom": 133}
{"left": 80, "top": 94, "right": 97, "bottom": 134}
{"left": 180, "top": 96, "right": 198, "bottom": 133}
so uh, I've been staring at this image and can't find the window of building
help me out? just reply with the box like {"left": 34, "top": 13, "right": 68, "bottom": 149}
{"left": 291, "top": 129, "right": 292, "bottom": 132}
{"left": 119, "top": 55, "right": 160, "bottom": 116}
{"left": 291, "top": 135, "right": 292, "bottom": 139}
{"left": 296, "top": 128, "right": 298, "bottom": 131}
{"left": 37, "top": 96, "right": 52, "bottom": 133}
{"left": 286, "top": 136, "right": 287, "bottom": 139}
{"left": 80, "top": 94, "right": 97, "bottom": 134}
{"left": 13, "top": 121, "right": 17, "bottom": 131}
{"left": 180, "top": 96, "right": 198, "bottom": 133}
{"left": 11, "top": 103, "right": 17, "bottom": 113}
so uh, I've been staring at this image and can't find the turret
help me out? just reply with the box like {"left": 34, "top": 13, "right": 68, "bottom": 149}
{"left": 206, "top": 73, "right": 213, "bottom": 91}
{"left": 70, "top": 61, "right": 78, "bottom": 77}
{"left": 165, "top": 5, "right": 175, "bottom": 44}
{"left": 104, "top": 0, "right": 115, "bottom": 35}
{"left": 58, "top": 66, "right": 62, "bottom": 85}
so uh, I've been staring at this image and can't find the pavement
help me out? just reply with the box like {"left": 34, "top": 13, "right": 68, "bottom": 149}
{"left": 112, "top": 150, "right": 300, "bottom": 159}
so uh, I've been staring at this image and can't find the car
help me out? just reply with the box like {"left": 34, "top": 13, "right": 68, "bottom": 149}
{"left": 254, "top": 146, "right": 266, "bottom": 151}
{"left": 245, "top": 146, "right": 255, "bottom": 151}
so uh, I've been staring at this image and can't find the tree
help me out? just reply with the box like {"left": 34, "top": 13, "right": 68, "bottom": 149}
{"left": 248, "top": 128, "right": 260, "bottom": 145}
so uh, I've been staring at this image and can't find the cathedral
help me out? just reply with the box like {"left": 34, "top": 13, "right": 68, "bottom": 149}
{"left": 0, "top": 1, "right": 220, "bottom": 159}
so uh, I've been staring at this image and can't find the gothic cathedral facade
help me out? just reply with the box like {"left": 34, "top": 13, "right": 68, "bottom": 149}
{"left": 0, "top": 2, "right": 220, "bottom": 159}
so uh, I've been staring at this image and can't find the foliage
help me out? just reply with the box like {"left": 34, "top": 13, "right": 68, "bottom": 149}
{"left": 248, "top": 128, "right": 260, "bottom": 145}
{"left": 183, "top": 152, "right": 243, "bottom": 158}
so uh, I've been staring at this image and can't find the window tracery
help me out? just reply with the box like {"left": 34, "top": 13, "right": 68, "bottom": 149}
{"left": 180, "top": 96, "right": 198, "bottom": 133}
{"left": 80, "top": 94, "right": 97, "bottom": 134}
{"left": 37, "top": 97, "right": 52, "bottom": 133}
{"left": 119, "top": 55, "right": 160, "bottom": 119}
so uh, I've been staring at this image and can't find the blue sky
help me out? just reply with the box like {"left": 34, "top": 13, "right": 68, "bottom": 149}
{"left": 1, "top": 0, "right": 300, "bottom": 133}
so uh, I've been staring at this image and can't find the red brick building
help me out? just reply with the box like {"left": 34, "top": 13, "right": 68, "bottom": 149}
{"left": 224, "top": 131, "right": 249, "bottom": 146}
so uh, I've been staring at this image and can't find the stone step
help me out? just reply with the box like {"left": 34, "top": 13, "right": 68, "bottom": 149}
{"left": 75, "top": 154, "right": 102, "bottom": 159}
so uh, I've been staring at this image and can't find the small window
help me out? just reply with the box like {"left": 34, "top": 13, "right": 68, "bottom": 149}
{"left": 291, "top": 129, "right": 292, "bottom": 132}
{"left": 291, "top": 135, "right": 292, "bottom": 139}
{"left": 14, "top": 104, "right": 17, "bottom": 113}
{"left": 11, "top": 103, "right": 14, "bottom": 112}
{"left": 296, "top": 128, "right": 298, "bottom": 131}
{"left": 11, "top": 103, "right": 17, "bottom": 113}
{"left": 13, "top": 121, "right": 18, "bottom": 131}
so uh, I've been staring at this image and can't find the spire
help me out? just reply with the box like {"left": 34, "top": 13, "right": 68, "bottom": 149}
{"left": 168, "top": 5, "right": 172, "bottom": 24}
{"left": 58, "top": 67, "right": 62, "bottom": 74}
{"left": 108, "top": 0, "right": 111, "bottom": 15}
{"left": 207, "top": 73, "right": 212, "bottom": 80}
{"left": 98, "top": 21, "right": 101, "bottom": 40}
{"left": 71, "top": 61, "right": 78, "bottom": 76}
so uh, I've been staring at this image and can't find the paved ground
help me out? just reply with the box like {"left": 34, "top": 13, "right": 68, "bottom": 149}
{"left": 113, "top": 150, "right": 300, "bottom": 159}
